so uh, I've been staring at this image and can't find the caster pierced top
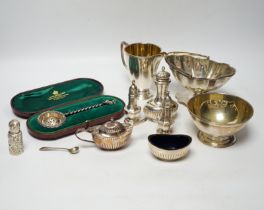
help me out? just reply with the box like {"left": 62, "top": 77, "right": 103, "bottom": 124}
{"left": 9, "top": 119, "right": 21, "bottom": 134}
{"left": 155, "top": 66, "right": 171, "bottom": 82}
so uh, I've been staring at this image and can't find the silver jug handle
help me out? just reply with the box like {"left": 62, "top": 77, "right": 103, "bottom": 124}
{"left": 121, "top": 41, "right": 128, "bottom": 67}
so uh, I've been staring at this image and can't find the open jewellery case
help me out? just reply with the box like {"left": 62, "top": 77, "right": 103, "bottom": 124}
{"left": 11, "top": 78, "right": 125, "bottom": 140}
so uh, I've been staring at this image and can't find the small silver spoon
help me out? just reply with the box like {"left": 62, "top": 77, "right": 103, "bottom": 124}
{"left": 39, "top": 146, "right": 79, "bottom": 154}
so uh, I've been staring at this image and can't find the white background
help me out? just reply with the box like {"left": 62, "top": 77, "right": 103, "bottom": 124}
{"left": 0, "top": 0, "right": 263, "bottom": 210}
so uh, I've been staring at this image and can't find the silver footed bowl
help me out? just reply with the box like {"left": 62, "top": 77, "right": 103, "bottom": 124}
{"left": 165, "top": 52, "right": 236, "bottom": 96}
{"left": 187, "top": 93, "right": 253, "bottom": 148}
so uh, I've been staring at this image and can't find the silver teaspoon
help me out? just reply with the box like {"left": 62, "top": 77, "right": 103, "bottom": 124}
{"left": 39, "top": 146, "right": 79, "bottom": 154}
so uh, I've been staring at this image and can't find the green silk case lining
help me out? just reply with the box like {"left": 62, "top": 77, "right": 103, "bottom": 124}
{"left": 11, "top": 78, "right": 103, "bottom": 115}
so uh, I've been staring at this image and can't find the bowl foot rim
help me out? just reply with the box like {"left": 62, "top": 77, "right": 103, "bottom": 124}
{"left": 197, "top": 131, "right": 236, "bottom": 148}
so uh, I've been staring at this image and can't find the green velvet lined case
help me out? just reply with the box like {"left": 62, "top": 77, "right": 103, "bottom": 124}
{"left": 11, "top": 78, "right": 104, "bottom": 118}
{"left": 11, "top": 78, "right": 125, "bottom": 140}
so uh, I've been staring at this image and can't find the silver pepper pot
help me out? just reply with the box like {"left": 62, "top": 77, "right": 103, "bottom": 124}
{"left": 144, "top": 67, "right": 178, "bottom": 122}
{"left": 125, "top": 80, "right": 145, "bottom": 125}
{"left": 157, "top": 92, "right": 175, "bottom": 134}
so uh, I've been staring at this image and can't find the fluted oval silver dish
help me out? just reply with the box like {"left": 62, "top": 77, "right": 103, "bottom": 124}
{"left": 148, "top": 134, "right": 192, "bottom": 161}
{"left": 165, "top": 52, "right": 236, "bottom": 95}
